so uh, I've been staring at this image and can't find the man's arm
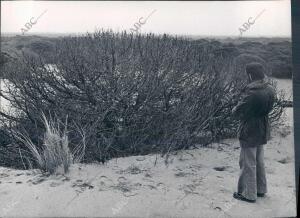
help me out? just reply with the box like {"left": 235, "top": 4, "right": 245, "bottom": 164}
{"left": 232, "top": 91, "right": 253, "bottom": 120}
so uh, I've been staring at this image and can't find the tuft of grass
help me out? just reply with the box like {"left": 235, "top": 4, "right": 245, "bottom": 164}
{"left": 41, "top": 114, "right": 72, "bottom": 174}
{"left": 14, "top": 114, "right": 74, "bottom": 174}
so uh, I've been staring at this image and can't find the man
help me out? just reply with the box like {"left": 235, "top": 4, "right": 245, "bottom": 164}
{"left": 232, "top": 62, "right": 276, "bottom": 203}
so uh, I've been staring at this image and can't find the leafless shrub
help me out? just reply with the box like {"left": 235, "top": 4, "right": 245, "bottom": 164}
{"left": 0, "top": 30, "right": 285, "bottom": 166}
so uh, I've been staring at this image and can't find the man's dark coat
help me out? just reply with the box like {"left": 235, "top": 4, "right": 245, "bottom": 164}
{"left": 233, "top": 80, "right": 276, "bottom": 147}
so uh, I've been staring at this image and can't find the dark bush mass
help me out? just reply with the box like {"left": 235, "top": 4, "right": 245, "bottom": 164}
{"left": 0, "top": 31, "right": 288, "bottom": 168}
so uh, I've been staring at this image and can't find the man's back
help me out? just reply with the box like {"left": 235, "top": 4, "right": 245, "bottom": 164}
{"left": 244, "top": 80, "right": 276, "bottom": 119}
{"left": 233, "top": 80, "right": 276, "bottom": 147}
{"left": 234, "top": 80, "right": 275, "bottom": 121}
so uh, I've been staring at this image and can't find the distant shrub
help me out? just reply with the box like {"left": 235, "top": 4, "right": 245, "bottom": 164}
{"left": 25, "top": 40, "right": 56, "bottom": 63}
{"left": 270, "top": 60, "right": 292, "bottom": 78}
{"left": 26, "top": 40, "right": 54, "bottom": 53}
{"left": 0, "top": 52, "right": 15, "bottom": 68}
{"left": 16, "top": 44, "right": 24, "bottom": 50}
{"left": 233, "top": 41, "right": 292, "bottom": 79}
{"left": 265, "top": 42, "right": 292, "bottom": 79}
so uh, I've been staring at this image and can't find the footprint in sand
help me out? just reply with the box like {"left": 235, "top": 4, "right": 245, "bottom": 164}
{"left": 142, "top": 176, "right": 156, "bottom": 187}
{"left": 156, "top": 182, "right": 169, "bottom": 192}
{"left": 97, "top": 176, "right": 114, "bottom": 191}
{"left": 117, "top": 178, "right": 142, "bottom": 189}
{"left": 50, "top": 181, "right": 62, "bottom": 187}
{"left": 173, "top": 165, "right": 202, "bottom": 177}
{"left": 71, "top": 180, "right": 94, "bottom": 193}
{"left": 174, "top": 171, "right": 194, "bottom": 178}
{"left": 29, "top": 175, "right": 47, "bottom": 185}
{"left": 278, "top": 156, "right": 292, "bottom": 164}
{"left": 213, "top": 166, "right": 226, "bottom": 171}
{"left": 189, "top": 164, "right": 202, "bottom": 171}
{"left": 173, "top": 167, "right": 183, "bottom": 172}
{"left": 0, "top": 173, "right": 9, "bottom": 178}
{"left": 141, "top": 175, "right": 161, "bottom": 191}
{"left": 136, "top": 157, "right": 146, "bottom": 161}
{"left": 109, "top": 176, "right": 140, "bottom": 197}
{"left": 144, "top": 172, "right": 153, "bottom": 178}
{"left": 55, "top": 174, "right": 70, "bottom": 181}
{"left": 213, "top": 166, "right": 231, "bottom": 172}
{"left": 117, "top": 176, "right": 128, "bottom": 183}
{"left": 146, "top": 184, "right": 157, "bottom": 190}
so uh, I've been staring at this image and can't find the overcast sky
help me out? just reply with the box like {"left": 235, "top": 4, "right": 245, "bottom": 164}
{"left": 1, "top": 1, "right": 291, "bottom": 37}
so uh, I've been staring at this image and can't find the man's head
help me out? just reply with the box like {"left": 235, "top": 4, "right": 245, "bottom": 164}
{"left": 246, "top": 62, "right": 265, "bottom": 82}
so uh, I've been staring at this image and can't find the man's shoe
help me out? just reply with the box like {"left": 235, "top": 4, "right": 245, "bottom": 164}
{"left": 233, "top": 192, "right": 256, "bottom": 203}
{"left": 257, "top": 193, "right": 265, "bottom": 197}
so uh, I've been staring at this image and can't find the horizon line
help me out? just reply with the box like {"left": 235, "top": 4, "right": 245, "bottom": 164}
{"left": 0, "top": 32, "right": 291, "bottom": 39}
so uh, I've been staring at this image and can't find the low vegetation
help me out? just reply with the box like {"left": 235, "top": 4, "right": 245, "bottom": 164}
{"left": 0, "top": 30, "right": 289, "bottom": 171}
{"left": 11, "top": 114, "right": 82, "bottom": 174}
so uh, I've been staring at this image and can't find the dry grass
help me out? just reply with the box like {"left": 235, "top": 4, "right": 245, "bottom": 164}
{"left": 42, "top": 114, "right": 72, "bottom": 174}
{"left": 13, "top": 114, "right": 74, "bottom": 174}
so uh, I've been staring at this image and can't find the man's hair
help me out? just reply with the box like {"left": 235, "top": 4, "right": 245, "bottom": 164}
{"left": 246, "top": 62, "right": 265, "bottom": 81}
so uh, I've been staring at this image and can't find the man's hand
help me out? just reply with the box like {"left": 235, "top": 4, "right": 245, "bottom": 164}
{"left": 232, "top": 105, "right": 238, "bottom": 115}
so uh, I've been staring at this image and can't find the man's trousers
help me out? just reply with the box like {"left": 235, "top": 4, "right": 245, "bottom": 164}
{"left": 237, "top": 144, "right": 267, "bottom": 201}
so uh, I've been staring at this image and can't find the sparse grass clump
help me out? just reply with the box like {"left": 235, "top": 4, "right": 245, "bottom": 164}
{"left": 42, "top": 114, "right": 72, "bottom": 174}
{"left": 14, "top": 114, "right": 73, "bottom": 174}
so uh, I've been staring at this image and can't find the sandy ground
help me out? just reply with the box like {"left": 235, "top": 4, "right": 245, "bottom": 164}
{"left": 0, "top": 107, "right": 296, "bottom": 217}
{"left": 0, "top": 79, "right": 296, "bottom": 217}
